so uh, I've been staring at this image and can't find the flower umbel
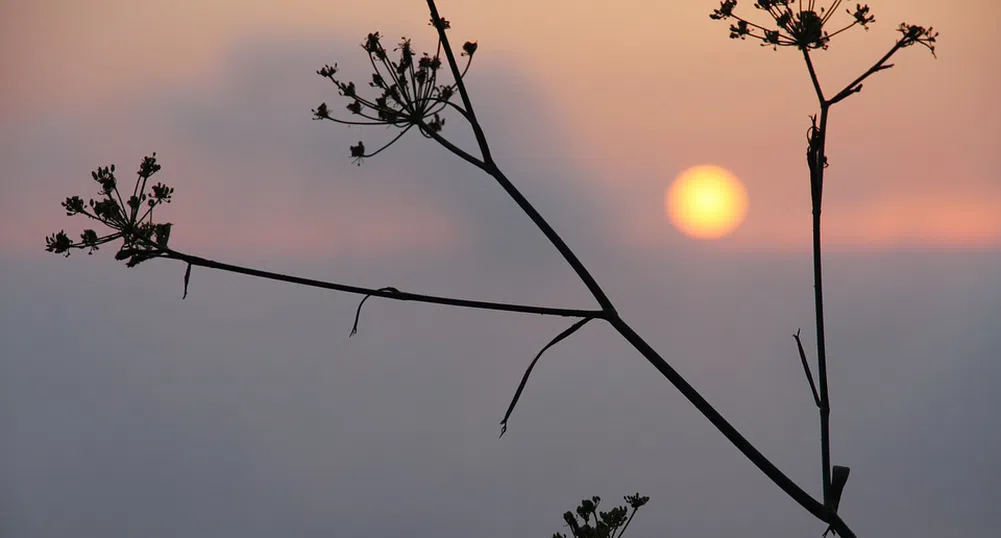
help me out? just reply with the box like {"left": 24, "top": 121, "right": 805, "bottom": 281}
{"left": 897, "top": 22, "right": 938, "bottom": 57}
{"left": 312, "top": 27, "right": 478, "bottom": 165}
{"left": 45, "top": 153, "right": 175, "bottom": 267}
{"left": 551, "top": 494, "right": 650, "bottom": 538}
{"left": 711, "top": 1, "right": 881, "bottom": 50}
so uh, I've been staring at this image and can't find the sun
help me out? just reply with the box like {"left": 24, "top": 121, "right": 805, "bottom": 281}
{"left": 666, "top": 165, "right": 749, "bottom": 240}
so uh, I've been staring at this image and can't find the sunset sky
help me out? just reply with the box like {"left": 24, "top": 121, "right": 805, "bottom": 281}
{"left": 2, "top": 1, "right": 999, "bottom": 537}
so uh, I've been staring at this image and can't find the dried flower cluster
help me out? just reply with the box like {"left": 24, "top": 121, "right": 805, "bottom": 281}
{"left": 45, "top": 154, "right": 175, "bottom": 267}
{"left": 553, "top": 494, "right": 650, "bottom": 538}
{"left": 710, "top": 1, "right": 936, "bottom": 54}
{"left": 312, "top": 19, "right": 478, "bottom": 165}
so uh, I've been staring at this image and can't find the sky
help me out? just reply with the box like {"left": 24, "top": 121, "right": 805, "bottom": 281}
{"left": 1, "top": 1, "right": 999, "bottom": 537}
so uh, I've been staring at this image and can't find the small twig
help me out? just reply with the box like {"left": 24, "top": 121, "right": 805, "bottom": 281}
{"left": 794, "top": 329, "right": 822, "bottom": 408}
{"left": 614, "top": 508, "right": 638, "bottom": 538}
{"left": 802, "top": 49, "right": 826, "bottom": 102}
{"left": 351, "top": 287, "right": 400, "bottom": 336}
{"left": 828, "top": 40, "right": 905, "bottom": 105}
{"left": 182, "top": 262, "right": 192, "bottom": 299}
{"left": 499, "top": 317, "right": 592, "bottom": 437}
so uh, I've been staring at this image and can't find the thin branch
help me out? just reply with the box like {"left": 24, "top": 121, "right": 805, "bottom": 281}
{"left": 613, "top": 508, "right": 638, "bottom": 538}
{"left": 182, "top": 262, "right": 192, "bottom": 299}
{"left": 161, "top": 248, "right": 606, "bottom": 320}
{"left": 321, "top": 116, "right": 398, "bottom": 126}
{"left": 605, "top": 315, "right": 855, "bottom": 536}
{"left": 828, "top": 39, "right": 905, "bottom": 104}
{"left": 422, "top": 125, "right": 490, "bottom": 171}
{"left": 794, "top": 329, "right": 822, "bottom": 407}
{"left": 425, "top": 0, "right": 619, "bottom": 314}
{"left": 351, "top": 287, "right": 400, "bottom": 336}
{"left": 824, "top": 20, "right": 861, "bottom": 41}
{"left": 802, "top": 49, "right": 826, "bottom": 103}
{"left": 426, "top": 0, "right": 493, "bottom": 164}
{"left": 499, "top": 317, "right": 592, "bottom": 437}
{"left": 360, "top": 124, "right": 415, "bottom": 159}
{"left": 419, "top": 95, "right": 472, "bottom": 121}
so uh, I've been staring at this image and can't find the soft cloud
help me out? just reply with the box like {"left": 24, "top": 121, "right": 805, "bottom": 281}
{"left": 7, "top": 1, "right": 998, "bottom": 253}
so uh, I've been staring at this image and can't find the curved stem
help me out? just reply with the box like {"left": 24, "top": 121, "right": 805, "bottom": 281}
{"left": 425, "top": 0, "right": 615, "bottom": 313}
{"left": 162, "top": 248, "right": 605, "bottom": 320}
{"left": 608, "top": 316, "right": 841, "bottom": 529}
{"left": 423, "top": 126, "right": 489, "bottom": 171}
{"left": 484, "top": 163, "right": 616, "bottom": 312}
{"left": 426, "top": 0, "right": 492, "bottom": 164}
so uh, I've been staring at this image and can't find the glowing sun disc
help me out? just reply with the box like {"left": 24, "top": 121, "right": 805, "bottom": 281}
{"left": 666, "top": 165, "right": 748, "bottom": 239}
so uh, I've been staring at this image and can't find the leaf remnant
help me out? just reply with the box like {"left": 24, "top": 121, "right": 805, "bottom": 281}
{"left": 499, "top": 317, "right": 592, "bottom": 437}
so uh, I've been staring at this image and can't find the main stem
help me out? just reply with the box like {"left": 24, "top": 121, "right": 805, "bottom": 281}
{"left": 804, "top": 47, "right": 834, "bottom": 512}
{"left": 426, "top": 3, "right": 851, "bottom": 534}
{"left": 813, "top": 138, "right": 832, "bottom": 511}
{"left": 813, "top": 103, "right": 832, "bottom": 513}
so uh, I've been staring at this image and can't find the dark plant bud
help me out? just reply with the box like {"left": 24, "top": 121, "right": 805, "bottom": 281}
{"left": 313, "top": 102, "right": 330, "bottom": 119}
{"left": 710, "top": 0, "right": 737, "bottom": 20}
{"left": 429, "top": 17, "right": 450, "bottom": 30}
{"left": 138, "top": 153, "right": 161, "bottom": 178}
{"left": 364, "top": 32, "right": 382, "bottom": 53}
{"left": 317, "top": 63, "right": 338, "bottom": 78}
{"left": 62, "top": 196, "right": 85, "bottom": 215}
{"left": 730, "top": 20, "right": 749, "bottom": 40}
{"left": 340, "top": 81, "right": 356, "bottom": 97}
{"left": 426, "top": 112, "right": 445, "bottom": 133}
{"left": 625, "top": 493, "right": 650, "bottom": 509}
{"left": 350, "top": 141, "right": 365, "bottom": 165}
{"left": 45, "top": 231, "right": 72, "bottom": 255}
{"left": 850, "top": 4, "right": 875, "bottom": 28}
{"left": 153, "top": 222, "right": 172, "bottom": 247}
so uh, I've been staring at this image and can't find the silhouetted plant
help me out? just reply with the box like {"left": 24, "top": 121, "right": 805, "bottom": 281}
{"left": 312, "top": 25, "right": 476, "bottom": 165}
{"left": 552, "top": 494, "right": 650, "bottom": 538}
{"left": 46, "top": 154, "right": 175, "bottom": 267}
{"left": 709, "top": 2, "right": 936, "bottom": 536}
{"left": 47, "top": 2, "right": 937, "bottom": 537}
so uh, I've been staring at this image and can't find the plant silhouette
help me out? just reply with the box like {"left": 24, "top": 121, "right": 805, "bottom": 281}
{"left": 46, "top": 1, "right": 936, "bottom": 536}
{"left": 552, "top": 494, "right": 650, "bottom": 538}
{"left": 710, "top": 2, "right": 936, "bottom": 534}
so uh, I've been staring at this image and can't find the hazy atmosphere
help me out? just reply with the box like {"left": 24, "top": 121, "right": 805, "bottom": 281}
{"left": 2, "top": 1, "right": 999, "bottom": 537}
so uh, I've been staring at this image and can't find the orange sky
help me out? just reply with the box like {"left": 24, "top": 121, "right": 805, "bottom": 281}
{"left": 2, "top": 0, "right": 999, "bottom": 252}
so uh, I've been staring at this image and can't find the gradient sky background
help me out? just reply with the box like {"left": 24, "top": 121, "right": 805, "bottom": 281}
{"left": 2, "top": 1, "right": 999, "bottom": 536}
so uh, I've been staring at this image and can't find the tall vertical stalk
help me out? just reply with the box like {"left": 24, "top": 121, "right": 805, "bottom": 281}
{"left": 804, "top": 47, "right": 834, "bottom": 508}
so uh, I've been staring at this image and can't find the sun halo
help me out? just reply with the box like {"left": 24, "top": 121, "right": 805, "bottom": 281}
{"left": 666, "top": 165, "right": 749, "bottom": 240}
